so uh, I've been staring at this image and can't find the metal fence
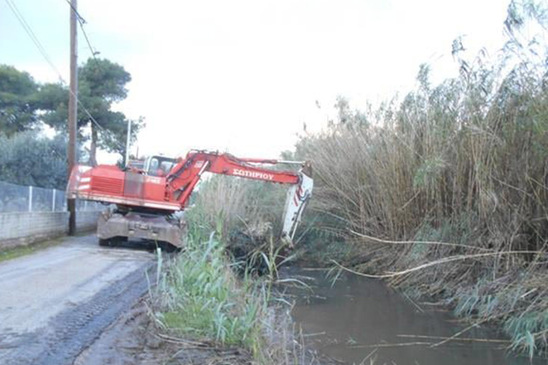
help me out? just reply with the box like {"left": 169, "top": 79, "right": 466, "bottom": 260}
{"left": 0, "top": 180, "right": 103, "bottom": 213}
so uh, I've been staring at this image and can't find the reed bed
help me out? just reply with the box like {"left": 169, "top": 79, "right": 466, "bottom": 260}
{"left": 189, "top": 174, "right": 287, "bottom": 241}
{"left": 292, "top": 1, "right": 548, "bottom": 357}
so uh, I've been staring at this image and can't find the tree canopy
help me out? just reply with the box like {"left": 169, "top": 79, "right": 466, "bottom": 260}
{"left": 0, "top": 65, "right": 39, "bottom": 136}
{"left": 0, "top": 58, "right": 143, "bottom": 166}
{"left": 38, "top": 58, "right": 143, "bottom": 165}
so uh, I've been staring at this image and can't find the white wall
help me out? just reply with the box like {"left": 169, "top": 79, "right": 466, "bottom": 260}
{"left": 0, "top": 211, "right": 101, "bottom": 249}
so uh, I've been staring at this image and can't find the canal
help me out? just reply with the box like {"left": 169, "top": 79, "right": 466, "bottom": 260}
{"left": 287, "top": 268, "right": 544, "bottom": 365}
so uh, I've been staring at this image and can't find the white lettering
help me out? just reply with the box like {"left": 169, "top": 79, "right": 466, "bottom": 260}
{"left": 233, "top": 169, "right": 274, "bottom": 180}
{"left": 145, "top": 176, "right": 162, "bottom": 184}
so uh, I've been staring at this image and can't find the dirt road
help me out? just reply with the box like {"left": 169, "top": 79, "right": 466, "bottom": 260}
{"left": 0, "top": 235, "right": 154, "bottom": 365}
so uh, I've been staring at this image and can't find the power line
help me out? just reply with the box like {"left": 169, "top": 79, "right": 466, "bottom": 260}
{"left": 4, "top": 0, "right": 124, "bottom": 150}
{"left": 64, "top": 0, "right": 85, "bottom": 23}
{"left": 63, "top": 0, "right": 99, "bottom": 58}
{"left": 5, "top": 0, "right": 64, "bottom": 80}
{"left": 79, "top": 23, "right": 99, "bottom": 58}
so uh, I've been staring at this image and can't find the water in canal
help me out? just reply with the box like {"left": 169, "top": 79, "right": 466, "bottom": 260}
{"left": 287, "top": 268, "right": 545, "bottom": 365}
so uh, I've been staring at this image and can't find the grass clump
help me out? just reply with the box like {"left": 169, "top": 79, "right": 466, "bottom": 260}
{"left": 156, "top": 231, "right": 266, "bottom": 351}
{"left": 0, "top": 237, "right": 64, "bottom": 263}
{"left": 152, "top": 204, "right": 319, "bottom": 363}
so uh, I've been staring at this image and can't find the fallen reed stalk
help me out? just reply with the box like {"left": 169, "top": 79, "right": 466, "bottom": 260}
{"left": 349, "top": 230, "right": 492, "bottom": 252}
{"left": 331, "top": 251, "right": 546, "bottom": 279}
{"left": 348, "top": 342, "right": 433, "bottom": 349}
{"left": 397, "top": 334, "right": 510, "bottom": 344}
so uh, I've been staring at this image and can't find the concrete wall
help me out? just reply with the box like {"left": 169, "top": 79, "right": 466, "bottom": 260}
{"left": 0, "top": 211, "right": 101, "bottom": 249}
{"left": 76, "top": 211, "right": 101, "bottom": 233}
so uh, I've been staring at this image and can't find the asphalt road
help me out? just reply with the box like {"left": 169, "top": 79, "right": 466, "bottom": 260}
{"left": 0, "top": 234, "right": 154, "bottom": 365}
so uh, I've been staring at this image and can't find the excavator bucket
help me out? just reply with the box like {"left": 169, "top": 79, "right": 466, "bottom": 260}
{"left": 281, "top": 169, "right": 313, "bottom": 245}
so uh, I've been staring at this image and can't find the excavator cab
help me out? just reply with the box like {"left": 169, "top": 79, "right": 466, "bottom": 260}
{"left": 143, "top": 155, "right": 177, "bottom": 177}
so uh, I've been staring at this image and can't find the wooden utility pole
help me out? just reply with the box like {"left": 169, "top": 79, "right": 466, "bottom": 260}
{"left": 67, "top": 0, "right": 78, "bottom": 235}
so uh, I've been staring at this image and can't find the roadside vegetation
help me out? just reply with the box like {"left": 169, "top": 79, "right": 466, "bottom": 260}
{"left": 289, "top": 0, "right": 548, "bottom": 358}
{"left": 0, "top": 236, "right": 63, "bottom": 263}
{"left": 150, "top": 175, "right": 322, "bottom": 364}
{"left": 147, "top": 1, "right": 548, "bottom": 359}
{"left": 154, "top": 1, "right": 548, "bottom": 360}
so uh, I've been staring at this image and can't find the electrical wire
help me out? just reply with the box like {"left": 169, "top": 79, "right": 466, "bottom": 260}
{"left": 5, "top": 0, "right": 64, "bottom": 80}
{"left": 4, "top": 0, "right": 126, "bottom": 151}
{"left": 79, "top": 22, "right": 98, "bottom": 58}
{"left": 64, "top": 0, "right": 85, "bottom": 23}
{"left": 64, "top": 0, "right": 99, "bottom": 58}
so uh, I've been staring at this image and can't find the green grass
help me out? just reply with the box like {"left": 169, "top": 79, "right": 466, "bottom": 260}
{"left": 153, "top": 229, "right": 271, "bottom": 360}
{"left": 151, "top": 215, "right": 318, "bottom": 364}
{"left": 0, "top": 237, "right": 64, "bottom": 263}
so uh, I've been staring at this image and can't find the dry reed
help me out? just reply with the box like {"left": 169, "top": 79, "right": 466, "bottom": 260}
{"left": 293, "top": 1, "right": 548, "bottom": 357}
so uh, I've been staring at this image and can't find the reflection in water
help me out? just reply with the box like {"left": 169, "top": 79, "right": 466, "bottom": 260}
{"left": 288, "top": 268, "right": 543, "bottom": 365}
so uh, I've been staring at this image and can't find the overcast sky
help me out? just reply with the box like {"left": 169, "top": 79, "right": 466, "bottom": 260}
{"left": 0, "top": 0, "right": 510, "bottom": 162}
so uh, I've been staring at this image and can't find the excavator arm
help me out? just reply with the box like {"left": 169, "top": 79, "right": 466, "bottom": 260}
{"left": 164, "top": 151, "right": 313, "bottom": 244}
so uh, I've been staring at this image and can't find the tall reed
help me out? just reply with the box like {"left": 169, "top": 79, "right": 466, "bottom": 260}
{"left": 294, "top": 0, "right": 548, "bottom": 356}
{"left": 189, "top": 174, "right": 287, "bottom": 240}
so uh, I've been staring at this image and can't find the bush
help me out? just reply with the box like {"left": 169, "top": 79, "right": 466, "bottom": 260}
{"left": 0, "top": 131, "right": 68, "bottom": 189}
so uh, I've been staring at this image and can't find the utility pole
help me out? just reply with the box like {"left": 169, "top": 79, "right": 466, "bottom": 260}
{"left": 125, "top": 119, "right": 131, "bottom": 166}
{"left": 67, "top": 0, "right": 78, "bottom": 235}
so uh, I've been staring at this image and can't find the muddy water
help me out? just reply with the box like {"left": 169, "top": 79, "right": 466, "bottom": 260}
{"left": 288, "top": 268, "right": 544, "bottom": 365}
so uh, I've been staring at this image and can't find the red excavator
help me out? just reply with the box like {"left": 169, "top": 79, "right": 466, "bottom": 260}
{"left": 67, "top": 150, "right": 313, "bottom": 248}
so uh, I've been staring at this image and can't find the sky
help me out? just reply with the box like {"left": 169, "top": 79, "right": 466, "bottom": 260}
{"left": 0, "top": 0, "right": 511, "bottom": 162}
